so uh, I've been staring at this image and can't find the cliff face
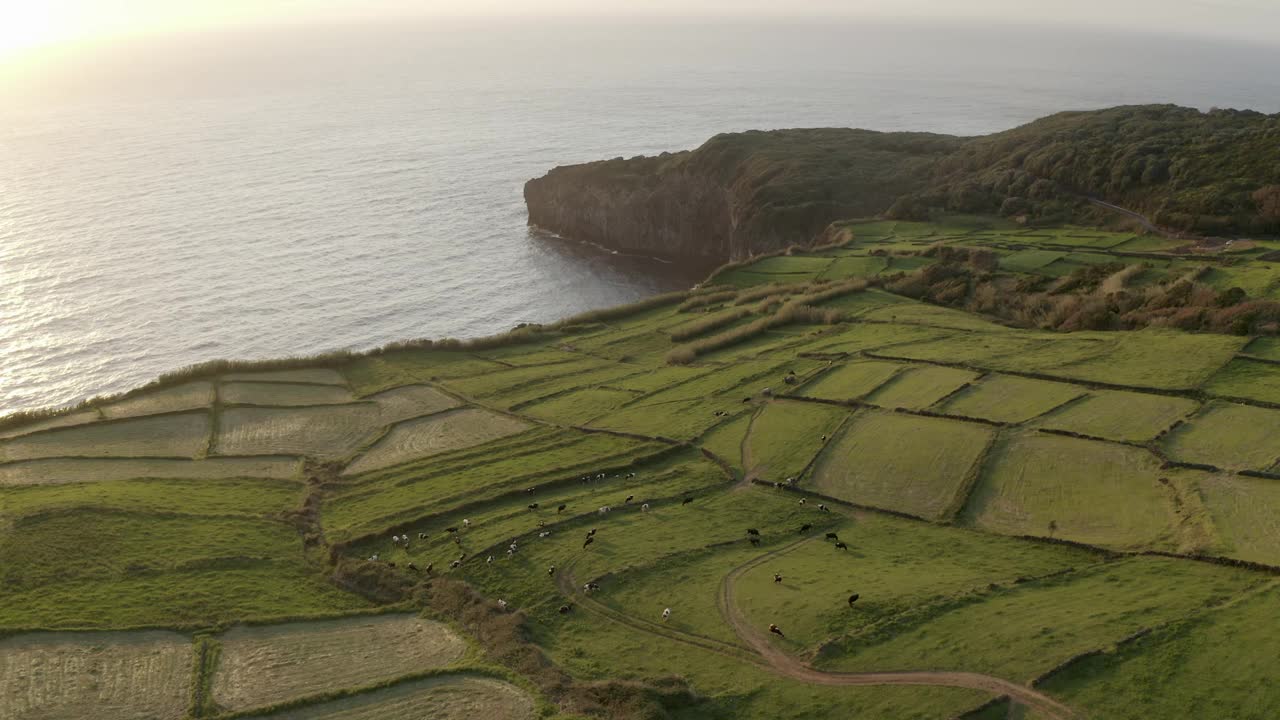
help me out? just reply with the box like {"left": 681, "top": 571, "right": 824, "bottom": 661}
{"left": 527, "top": 106, "right": 1280, "bottom": 260}
{"left": 526, "top": 155, "right": 734, "bottom": 259}
{"left": 525, "top": 128, "right": 962, "bottom": 261}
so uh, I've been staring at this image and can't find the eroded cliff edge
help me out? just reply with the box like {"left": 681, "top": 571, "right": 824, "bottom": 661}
{"left": 524, "top": 128, "right": 961, "bottom": 261}
{"left": 526, "top": 106, "right": 1280, "bottom": 261}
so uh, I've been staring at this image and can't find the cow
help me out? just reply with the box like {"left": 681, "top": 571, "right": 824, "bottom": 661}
{"left": 774, "top": 573, "right": 783, "bottom": 584}
{"left": 497, "top": 599, "right": 508, "bottom": 610}
{"left": 848, "top": 593, "right": 860, "bottom": 607}
{"left": 682, "top": 496, "right": 694, "bottom": 506}
{"left": 558, "top": 604, "right": 572, "bottom": 614}
{"left": 625, "top": 495, "right": 634, "bottom": 504}
{"left": 746, "top": 528, "right": 760, "bottom": 536}
{"left": 548, "top": 566, "right": 556, "bottom": 576}
{"left": 834, "top": 541, "right": 848, "bottom": 551}
{"left": 583, "top": 536, "right": 595, "bottom": 549}
{"left": 584, "top": 582, "right": 601, "bottom": 593}
{"left": 818, "top": 504, "right": 830, "bottom": 512}
{"left": 769, "top": 624, "right": 785, "bottom": 637}
{"left": 799, "top": 523, "right": 812, "bottom": 533}
{"left": 557, "top": 504, "right": 567, "bottom": 513}
{"left": 749, "top": 537, "right": 761, "bottom": 546}
{"left": 528, "top": 503, "right": 539, "bottom": 511}
{"left": 641, "top": 503, "right": 650, "bottom": 512}
{"left": 662, "top": 608, "right": 671, "bottom": 621}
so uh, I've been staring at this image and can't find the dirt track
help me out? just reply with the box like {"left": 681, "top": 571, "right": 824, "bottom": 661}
{"left": 558, "top": 539, "right": 1079, "bottom": 720}
{"left": 717, "top": 539, "right": 1079, "bottom": 720}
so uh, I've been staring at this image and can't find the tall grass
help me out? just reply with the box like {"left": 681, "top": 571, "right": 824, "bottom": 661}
{"left": 677, "top": 290, "right": 738, "bottom": 312}
{"left": 669, "top": 308, "right": 754, "bottom": 342}
{"left": 666, "top": 301, "right": 845, "bottom": 364}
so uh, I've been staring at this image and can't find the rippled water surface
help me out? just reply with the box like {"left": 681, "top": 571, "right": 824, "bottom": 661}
{"left": 3, "top": 20, "right": 1278, "bottom": 413}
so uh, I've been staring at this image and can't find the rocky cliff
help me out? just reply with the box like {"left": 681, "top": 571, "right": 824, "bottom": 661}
{"left": 525, "top": 128, "right": 962, "bottom": 261}
{"left": 526, "top": 106, "right": 1280, "bottom": 261}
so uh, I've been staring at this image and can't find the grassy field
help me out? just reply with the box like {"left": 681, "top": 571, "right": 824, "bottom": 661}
{"left": 744, "top": 400, "right": 849, "bottom": 480}
{"left": 809, "top": 411, "right": 992, "bottom": 519}
{"left": 213, "top": 615, "right": 467, "bottom": 711}
{"left": 819, "top": 557, "right": 1259, "bottom": 680}
{"left": 863, "top": 365, "right": 980, "bottom": 410}
{"left": 5, "top": 215, "right": 1280, "bottom": 718}
{"left": 0, "top": 455, "right": 301, "bottom": 486}
{"left": 939, "top": 375, "right": 1083, "bottom": 424}
{"left": 732, "top": 516, "right": 1095, "bottom": 653}
{"left": 0, "top": 630, "right": 191, "bottom": 720}
{"left": 226, "top": 368, "right": 349, "bottom": 385}
{"left": 222, "top": 381, "right": 356, "bottom": 406}
{"left": 1036, "top": 583, "right": 1280, "bottom": 720}
{"left": 99, "top": 381, "right": 214, "bottom": 418}
{"left": 342, "top": 409, "right": 530, "bottom": 475}
{"left": 0, "top": 412, "right": 211, "bottom": 462}
{"left": 1204, "top": 358, "right": 1280, "bottom": 404}
{"left": 1163, "top": 402, "right": 1280, "bottom": 471}
{"left": 796, "top": 360, "right": 904, "bottom": 401}
{"left": 1038, "top": 390, "right": 1199, "bottom": 443}
{"left": 238, "top": 675, "right": 536, "bottom": 720}
{"left": 1195, "top": 473, "right": 1280, "bottom": 565}
{"left": 962, "top": 433, "right": 1175, "bottom": 549}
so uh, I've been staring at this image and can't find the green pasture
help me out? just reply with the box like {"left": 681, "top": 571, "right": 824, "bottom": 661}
{"left": 810, "top": 411, "right": 992, "bottom": 520}
{"left": 1163, "top": 402, "right": 1280, "bottom": 471}
{"left": 1038, "top": 389, "right": 1199, "bottom": 443}
{"left": 962, "top": 433, "right": 1175, "bottom": 549}
{"left": 939, "top": 374, "right": 1083, "bottom": 424}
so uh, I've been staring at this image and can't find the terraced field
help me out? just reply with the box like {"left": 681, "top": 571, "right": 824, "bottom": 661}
{"left": 962, "top": 433, "right": 1175, "bottom": 549}
{"left": 212, "top": 615, "right": 467, "bottom": 711}
{"left": 0, "top": 630, "right": 191, "bottom": 720}
{"left": 240, "top": 675, "right": 535, "bottom": 720}
{"left": 810, "top": 411, "right": 992, "bottom": 519}
{"left": 5, "top": 217, "right": 1280, "bottom": 719}
{"left": 342, "top": 408, "right": 530, "bottom": 475}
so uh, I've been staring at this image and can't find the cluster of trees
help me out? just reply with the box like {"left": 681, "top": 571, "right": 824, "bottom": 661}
{"left": 893, "top": 105, "right": 1280, "bottom": 235}
{"left": 886, "top": 250, "right": 1280, "bottom": 336}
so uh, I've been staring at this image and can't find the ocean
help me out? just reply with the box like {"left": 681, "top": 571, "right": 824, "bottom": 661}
{"left": 3, "top": 18, "right": 1279, "bottom": 414}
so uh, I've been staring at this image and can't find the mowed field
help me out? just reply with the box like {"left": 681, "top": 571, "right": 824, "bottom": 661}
{"left": 240, "top": 675, "right": 535, "bottom": 720}
{"left": 0, "top": 631, "right": 191, "bottom": 720}
{"left": 212, "top": 615, "right": 468, "bottom": 711}
{"left": 810, "top": 411, "right": 992, "bottom": 520}
{"left": 4, "top": 218, "right": 1280, "bottom": 719}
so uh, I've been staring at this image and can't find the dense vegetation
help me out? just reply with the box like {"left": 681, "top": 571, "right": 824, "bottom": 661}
{"left": 5, "top": 216, "right": 1280, "bottom": 719}
{"left": 527, "top": 105, "right": 1280, "bottom": 262}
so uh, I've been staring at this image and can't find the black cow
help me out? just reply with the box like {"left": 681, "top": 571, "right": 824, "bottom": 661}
{"left": 825, "top": 532, "right": 839, "bottom": 540}
{"left": 558, "top": 604, "right": 572, "bottom": 614}
{"left": 848, "top": 593, "right": 860, "bottom": 606}
{"left": 799, "top": 524, "right": 812, "bottom": 534}
{"left": 834, "top": 541, "right": 848, "bottom": 550}
{"left": 528, "top": 503, "right": 539, "bottom": 510}
{"left": 749, "top": 537, "right": 761, "bottom": 546}
{"left": 557, "top": 504, "right": 567, "bottom": 513}
{"left": 682, "top": 497, "right": 694, "bottom": 506}
{"left": 746, "top": 528, "right": 760, "bottom": 536}
{"left": 583, "top": 537, "right": 595, "bottom": 549}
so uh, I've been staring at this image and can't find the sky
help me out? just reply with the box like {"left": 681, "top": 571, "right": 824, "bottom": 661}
{"left": 2, "top": 0, "right": 1279, "bottom": 61}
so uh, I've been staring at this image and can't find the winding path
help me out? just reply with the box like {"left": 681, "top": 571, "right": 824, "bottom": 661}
{"left": 557, "top": 538, "right": 1079, "bottom": 720}
{"left": 716, "top": 539, "right": 1079, "bottom": 720}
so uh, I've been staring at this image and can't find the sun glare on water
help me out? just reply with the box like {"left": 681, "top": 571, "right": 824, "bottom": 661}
{"left": 0, "top": 2, "right": 63, "bottom": 59}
